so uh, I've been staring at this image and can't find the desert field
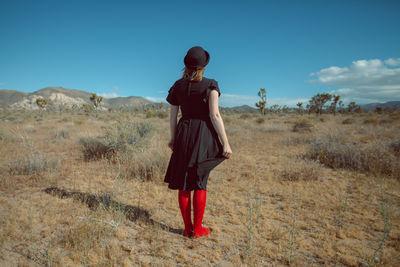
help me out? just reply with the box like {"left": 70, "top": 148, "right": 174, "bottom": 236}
{"left": 0, "top": 109, "right": 399, "bottom": 266}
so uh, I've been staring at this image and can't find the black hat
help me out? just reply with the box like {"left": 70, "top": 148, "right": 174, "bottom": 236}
{"left": 184, "top": 46, "right": 210, "bottom": 70}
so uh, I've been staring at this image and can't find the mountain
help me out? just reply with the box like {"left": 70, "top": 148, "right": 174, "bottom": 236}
{"left": 361, "top": 101, "right": 400, "bottom": 111}
{"left": 220, "top": 105, "right": 258, "bottom": 113}
{"left": 0, "top": 87, "right": 152, "bottom": 110}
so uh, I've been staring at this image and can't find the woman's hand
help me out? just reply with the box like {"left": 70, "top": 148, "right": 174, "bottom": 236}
{"left": 222, "top": 143, "right": 232, "bottom": 159}
{"left": 168, "top": 139, "right": 174, "bottom": 150}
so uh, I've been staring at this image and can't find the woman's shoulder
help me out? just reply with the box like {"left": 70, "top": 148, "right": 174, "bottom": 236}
{"left": 202, "top": 77, "right": 218, "bottom": 83}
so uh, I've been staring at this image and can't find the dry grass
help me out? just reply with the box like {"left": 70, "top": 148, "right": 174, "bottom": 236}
{"left": 305, "top": 123, "right": 400, "bottom": 179}
{"left": 0, "top": 111, "right": 399, "bottom": 266}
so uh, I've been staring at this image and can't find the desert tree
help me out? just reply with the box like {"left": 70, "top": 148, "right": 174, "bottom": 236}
{"left": 338, "top": 100, "right": 345, "bottom": 113}
{"left": 36, "top": 97, "right": 51, "bottom": 117}
{"left": 375, "top": 107, "right": 383, "bottom": 114}
{"left": 329, "top": 94, "right": 341, "bottom": 116}
{"left": 308, "top": 93, "right": 332, "bottom": 115}
{"left": 89, "top": 93, "right": 103, "bottom": 117}
{"left": 255, "top": 88, "right": 267, "bottom": 115}
{"left": 296, "top": 102, "right": 303, "bottom": 114}
{"left": 270, "top": 104, "right": 280, "bottom": 113}
{"left": 281, "top": 105, "right": 289, "bottom": 113}
{"left": 347, "top": 101, "right": 361, "bottom": 113}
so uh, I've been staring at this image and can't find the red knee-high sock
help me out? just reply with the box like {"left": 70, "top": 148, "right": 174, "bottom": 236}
{"left": 193, "top": 189, "right": 211, "bottom": 238}
{"left": 178, "top": 190, "right": 193, "bottom": 237}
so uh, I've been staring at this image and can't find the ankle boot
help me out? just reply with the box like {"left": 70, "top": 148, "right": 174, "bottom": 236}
{"left": 178, "top": 190, "right": 193, "bottom": 237}
{"left": 193, "top": 189, "right": 211, "bottom": 238}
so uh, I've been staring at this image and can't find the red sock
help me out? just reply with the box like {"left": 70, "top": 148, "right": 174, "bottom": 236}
{"left": 178, "top": 190, "right": 193, "bottom": 237}
{"left": 193, "top": 189, "right": 211, "bottom": 238}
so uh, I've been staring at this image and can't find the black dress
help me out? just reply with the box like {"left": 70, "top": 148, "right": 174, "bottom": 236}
{"left": 164, "top": 77, "right": 226, "bottom": 191}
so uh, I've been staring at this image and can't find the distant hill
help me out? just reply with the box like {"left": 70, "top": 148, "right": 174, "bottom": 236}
{"left": 361, "top": 101, "right": 400, "bottom": 111}
{"left": 221, "top": 105, "right": 258, "bottom": 113}
{"left": 2, "top": 87, "right": 398, "bottom": 113}
{"left": 0, "top": 87, "right": 152, "bottom": 110}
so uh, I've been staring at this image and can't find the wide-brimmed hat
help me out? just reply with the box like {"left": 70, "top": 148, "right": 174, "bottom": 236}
{"left": 184, "top": 46, "right": 210, "bottom": 70}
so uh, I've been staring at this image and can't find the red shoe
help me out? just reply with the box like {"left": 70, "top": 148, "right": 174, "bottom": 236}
{"left": 193, "top": 189, "right": 211, "bottom": 238}
{"left": 178, "top": 190, "right": 193, "bottom": 237}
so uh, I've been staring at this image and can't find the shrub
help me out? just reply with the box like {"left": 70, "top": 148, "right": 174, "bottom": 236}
{"left": 79, "top": 137, "right": 116, "bottom": 161}
{"left": 342, "top": 118, "right": 354, "bottom": 124}
{"left": 255, "top": 117, "right": 265, "bottom": 124}
{"left": 363, "top": 117, "right": 378, "bottom": 125}
{"left": 8, "top": 153, "right": 61, "bottom": 175}
{"left": 154, "top": 110, "right": 168, "bottom": 119}
{"left": 240, "top": 114, "right": 250, "bottom": 120}
{"left": 292, "top": 119, "right": 313, "bottom": 132}
{"left": 146, "top": 109, "right": 153, "bottom": 118}
{"left": 79, "top": 121, "right": 152, "bottom": 161}
{"left": 305, "top": 137, "right": 400, "bottom": 178}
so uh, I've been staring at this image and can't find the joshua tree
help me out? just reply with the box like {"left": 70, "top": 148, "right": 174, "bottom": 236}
{"left": 375, "top": 107, "right": 383, "bottom": 114}
{"left": 89, "top": 93, "right": 103, "bottom": 117}
{"left": 347, "top": 101, "right": 361, "bottom": 113}
{"left": 329, "top": 94, "right": 341, "bottom": 115}
{"left": 270, "top": 104, "right": 280, "bottom": 113}
{"left": 308, "top": 93, "right": 332, "bottom": 115}
{"left": 255, "top": 88, "right": 267, "bottom": 115}
{"left": 36, "top": 97, "right": 50, "bottom": 117}
{"left": 338, "top": 100, "right": 345, "bottom": 113}
{"left": 296, "top": 102, "right": 303, "bottom": 114}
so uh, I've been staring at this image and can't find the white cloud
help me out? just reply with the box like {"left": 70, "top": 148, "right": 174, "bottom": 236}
{"left": 99, "top": 92, "right": 120, "bottom": 98}
{"left": 385, "top": 58, "right": 400, "bottom": 66}
{"left": 311, "top": 58, "right": 400, "bottom": 104}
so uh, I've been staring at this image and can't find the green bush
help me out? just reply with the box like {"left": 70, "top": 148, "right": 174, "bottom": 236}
{"left": 146, "top": 109, "right": 153, "bottom": 118}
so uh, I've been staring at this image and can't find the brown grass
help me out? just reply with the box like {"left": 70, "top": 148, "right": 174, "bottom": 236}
{"left": 0, "top": 111, "right": 399, "bottom": 266}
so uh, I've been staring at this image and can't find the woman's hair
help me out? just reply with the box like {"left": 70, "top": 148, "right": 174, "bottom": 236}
{"left": 182, "top": 66, "right": 205, "bottom": 82}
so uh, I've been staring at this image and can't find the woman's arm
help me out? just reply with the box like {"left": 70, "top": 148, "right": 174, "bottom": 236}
{"left": 208, "top": 90, "right": 232, "bottom": 158}
{"left": 168, "top": 104, "right": 179, "bottom": 150}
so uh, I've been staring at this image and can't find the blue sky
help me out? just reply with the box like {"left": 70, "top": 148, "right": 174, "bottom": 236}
{"left": 1, "top": 0, "right": 399, "bottom": 107}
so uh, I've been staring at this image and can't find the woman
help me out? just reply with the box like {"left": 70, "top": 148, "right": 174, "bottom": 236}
{"left": 164, "top": 46, "right": 232, "bottom": 238}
